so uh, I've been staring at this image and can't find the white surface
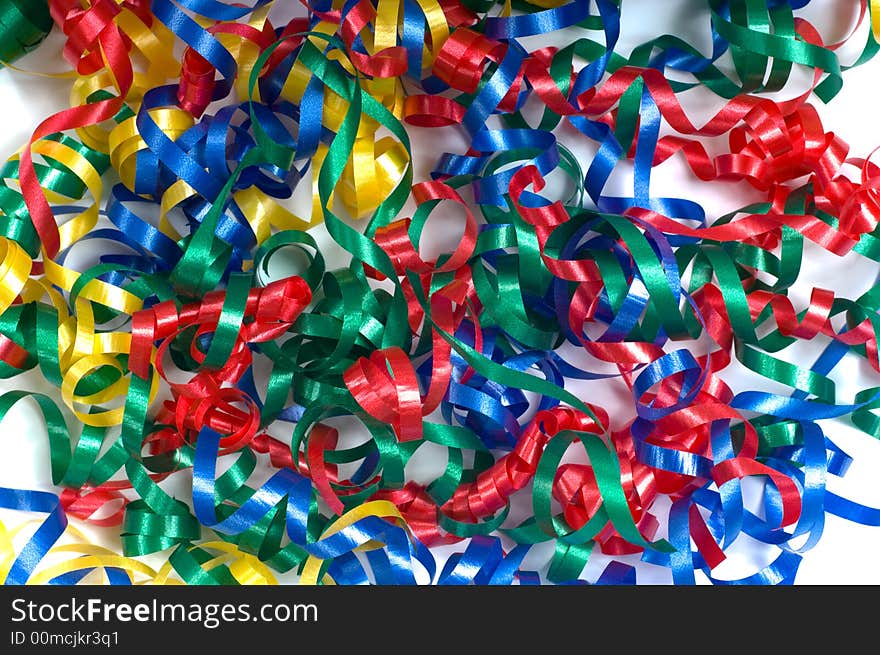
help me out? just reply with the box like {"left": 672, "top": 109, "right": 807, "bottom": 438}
{"left": 1, "top": 1, "right": 880, "bottom": 584}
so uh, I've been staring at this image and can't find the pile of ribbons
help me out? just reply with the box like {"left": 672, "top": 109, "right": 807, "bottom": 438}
{"left": 1, "top": 0, "right": 880, "bottom": 585}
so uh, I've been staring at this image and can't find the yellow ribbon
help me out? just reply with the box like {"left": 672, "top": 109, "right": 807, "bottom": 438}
{"left": 300, "top": 500, "right": 413, "bottom": 585}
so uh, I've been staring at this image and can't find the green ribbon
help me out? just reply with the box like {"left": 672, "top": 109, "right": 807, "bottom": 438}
{"left": 0, "top": 0, "right": 52, "bottom": 66}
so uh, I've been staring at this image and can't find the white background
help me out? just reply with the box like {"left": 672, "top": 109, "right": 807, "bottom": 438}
{"left": 1, "top": 0, "right": 880, "bottom": 584}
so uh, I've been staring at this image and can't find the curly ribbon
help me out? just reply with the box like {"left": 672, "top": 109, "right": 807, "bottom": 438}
{"left": 0, "top": 0, "right": 52, "bottom": 66}
{"left": 3, "top": 0, "right": 880, "bottom": 587}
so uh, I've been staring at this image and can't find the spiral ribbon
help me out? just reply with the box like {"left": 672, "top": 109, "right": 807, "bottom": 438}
{"left": 2, "top": 0, "right": 880, "bottom": 586}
